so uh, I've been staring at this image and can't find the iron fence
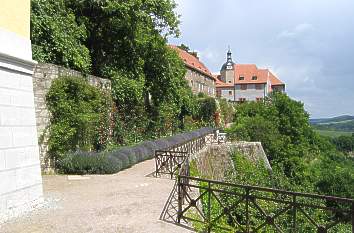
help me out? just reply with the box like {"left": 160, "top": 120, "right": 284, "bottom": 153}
{"left": 154, "top": 133, "right": 209, "bottom": 178}
{"left": 177, "top": 175, "right": 354, "bottom": 233}
{"left": 155, "top": 129, "right": 353, "bottom": 232}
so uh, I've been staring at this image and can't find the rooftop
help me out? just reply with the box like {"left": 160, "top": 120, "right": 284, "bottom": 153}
{"left": 217, "top": 64, "right": 285, "bottom": 86}
{"left": 170, "top": 45, "right": 215, "bottom": 80}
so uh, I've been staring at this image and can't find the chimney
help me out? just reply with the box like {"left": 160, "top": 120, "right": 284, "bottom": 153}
{"left": 189, "top": 51, "right": 199, "bottom": 59}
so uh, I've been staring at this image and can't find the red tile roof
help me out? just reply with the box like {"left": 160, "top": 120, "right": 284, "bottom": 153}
{"left": 268, "top": 71, "right": 284, "bottom": 86}
{"left": 216, "top": 64, "right": 284, "bottom": 87}
{"left": 235, "top": 64, "right": 268, "bottom": 84}
{"left": 170, "top": 45, "right": 215, "bottom": 80}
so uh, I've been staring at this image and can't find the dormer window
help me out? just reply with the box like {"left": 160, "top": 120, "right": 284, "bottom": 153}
{"left": 252, "top": 76, "right": 257, "bottom": 80}
{"left": 239, "top": 76, "right": 244, "bottom": 80}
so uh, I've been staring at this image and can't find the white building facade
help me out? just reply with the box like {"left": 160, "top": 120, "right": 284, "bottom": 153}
{"left": 0, "top": 0, "right": 43, "bottom": 222}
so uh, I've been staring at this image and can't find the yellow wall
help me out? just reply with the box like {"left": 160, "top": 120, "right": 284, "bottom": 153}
{"left": 0, "top": 0, "right": 30, "bottom": 38}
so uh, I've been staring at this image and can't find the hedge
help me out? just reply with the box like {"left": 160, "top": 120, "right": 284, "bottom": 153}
{"left": 57, "top": 127, "right": 214, "bottom": 174}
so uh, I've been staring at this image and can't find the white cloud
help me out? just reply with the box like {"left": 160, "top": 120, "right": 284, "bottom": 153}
{"left": 277, "top": 23, "right": 314, "bottom": 39}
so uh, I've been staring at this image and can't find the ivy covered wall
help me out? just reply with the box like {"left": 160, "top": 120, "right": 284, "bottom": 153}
{"left": 32, "top": 63, "right": 111, "bottom": 171}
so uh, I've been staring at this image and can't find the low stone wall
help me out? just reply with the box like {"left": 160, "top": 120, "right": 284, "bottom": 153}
{"left": 193, "top": 141, "right": 271, "bottom": 181}
{"left": 229, "top": 141, "right": 272, "bottom": 170}
{"left": 32, "top": 63, "right": 111, "bottom": 171}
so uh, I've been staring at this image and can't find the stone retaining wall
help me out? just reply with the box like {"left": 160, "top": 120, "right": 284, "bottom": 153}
{"left": 32, "top": 63, "right": 111, "bottom": 171}
{"left": 193, "top": 141, "right": 271, "bottom": 181}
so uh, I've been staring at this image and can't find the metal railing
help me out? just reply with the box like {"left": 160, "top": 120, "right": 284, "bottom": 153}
{"left": 177, "top": 175, "right": 354, "bottom": 233}
{"left": 155, "top": 130, "right": 353, "bottom": 232}
{"left": 154, "top": 132, "right": 209, "bottom": 178}
{"left": 155, "top": 150, "right": 188, "bottom": 179}
{"left": 205, "top": 132, "right": 227, "bottom": 144}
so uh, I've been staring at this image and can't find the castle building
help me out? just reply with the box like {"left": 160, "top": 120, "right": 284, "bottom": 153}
{"left": 215, "top": 49, "right": 285, "bottom": 102}
{"left": 0, "top": 0, "right": 43, "bottom": 221}
{"left": 171, "top": 45, "right": 216, "bottom": 97}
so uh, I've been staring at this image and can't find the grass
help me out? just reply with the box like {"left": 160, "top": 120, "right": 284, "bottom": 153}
{"left": 315, "top": 130, "right": 353, "bottom": 138}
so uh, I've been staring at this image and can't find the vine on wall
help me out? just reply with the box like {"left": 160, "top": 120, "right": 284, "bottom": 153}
{"left": 46, "top": 76, "right": 113, "bottom": 162}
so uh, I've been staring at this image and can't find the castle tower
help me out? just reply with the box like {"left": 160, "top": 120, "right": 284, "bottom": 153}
{"left": 220, "top": 47, "right": 235, "bottom": 84}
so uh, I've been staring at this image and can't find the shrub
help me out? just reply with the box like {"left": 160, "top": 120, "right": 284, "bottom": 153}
{"left": 57, "top": 128, "right": 214, "bottom": 174}
{"left": 57, "top": 151, "right": 120, "bottom": 175}
{"left": 46, "top": 76, "right": 113, "bottom": 162}
{"left": 195, "top": 96, "right": 217, "bottom": 124}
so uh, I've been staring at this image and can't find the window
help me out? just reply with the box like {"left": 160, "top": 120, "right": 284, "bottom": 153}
{"left": 238, "top": 98, "right": 246, "bottom": 102}
{"left": 256, "top": 84, "right": 263, "bottom": 90}
{"left": 252, "top": 76, "right": 258, "bottom": 80}
{"left": 229, "top": 91, "right": 233, "bottom": 95}
{"left": 241, "top": 84, "right": 247, "bottom": 90}
{"left": 228, "top": 80, "right": 232, "bottom": 83}
{"left": 239, "top": 76, "right": 244, "bottom": 80}
{"left": 256, "top": 97, "right": 264, "bottom": 102}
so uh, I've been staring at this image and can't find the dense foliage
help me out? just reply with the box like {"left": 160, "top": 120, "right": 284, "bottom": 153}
{"left": 46, "top": 76, "right": 112, "bottom": 162}
{"left": 226, "top": 92, "right": 354, "bottom": 198}
{"left": 187, "top": 94, "right": 353, "bottom": 232}
{"left": 33, "top": 0, "right": 219, "bottom": 148}
{"left": 217, "top": 98, "right": 235, "bottom": 126}
{"left": 331, "top": 134, "right": 354, "bottom": 153}
{"left": 31, "top": 0, "right": 91, "bottom": 73}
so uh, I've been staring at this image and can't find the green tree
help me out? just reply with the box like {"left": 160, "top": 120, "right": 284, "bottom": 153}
{"left": 218, "top": 98, "right": 235, "bottom": 126}
{"left": 68, "top": 0, "right": 180, "bottom": 76}
{"left": 226, "top": 92, "right": 354, "bottom": 199}
{"left": 331, "top": 135, "right": 354, "bottom": 152}
{"left": 195, "top": 95, "right": 217, "bottom": 125}
{"left": 177, "top": 43, "right": 190, "bottom": 52}
{"left": 31, "top": 0, "right": 91, "bottom": 72}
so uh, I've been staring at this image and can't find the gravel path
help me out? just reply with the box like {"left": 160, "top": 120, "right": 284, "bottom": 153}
{"left": 1, "top": 159, "right": 193, "bottom": 233}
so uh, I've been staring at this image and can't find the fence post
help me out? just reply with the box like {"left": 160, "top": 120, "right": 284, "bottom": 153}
{"left": 352, "top": 202, "right": 354, "bottom": 233}
{"left": 177, "top": 176, "right": 182, "bottom": 224}
{"left": 169, "top": 152, "right": 174, "bottom": 179}
{"left": 292, "top": 195, "right": 297, "bottom": 233}
{"left": 155, "top": 151, "right": 158, "bottom": 177}
{"left": 246, "top": 188, "right": 250, "bottom": 233}
{"left": 208, "top": 181, "right": 211, "bottom": 233}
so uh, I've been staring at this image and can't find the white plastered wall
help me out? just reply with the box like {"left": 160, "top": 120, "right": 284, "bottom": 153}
{"left": 0, "top": 27, "right": 43, "bottom": 223}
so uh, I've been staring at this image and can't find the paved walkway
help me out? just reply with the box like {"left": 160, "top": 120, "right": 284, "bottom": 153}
{"left": 1, "top": 159, "right": 193, "bottom": 233}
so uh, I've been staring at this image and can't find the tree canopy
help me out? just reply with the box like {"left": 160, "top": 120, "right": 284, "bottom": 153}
{"left": 226, "top": 92, "right": 354, "bottom": 198}
{"left": 31, "top": 0, "right": 91, "bottom": 72}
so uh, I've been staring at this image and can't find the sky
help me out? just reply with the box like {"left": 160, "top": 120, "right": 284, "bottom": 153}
{"left": 168, "top": 0, "right": 354, "bottom": 118}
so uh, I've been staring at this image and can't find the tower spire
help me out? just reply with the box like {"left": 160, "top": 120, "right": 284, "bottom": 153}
{"left": 227, "top": 46, "right": 232, "bottom": 62}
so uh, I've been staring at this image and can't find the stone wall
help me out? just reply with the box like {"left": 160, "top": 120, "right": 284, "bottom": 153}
{"left": 193, "top": 142, "right": 271, "bottom": 181}
{"left": 185, "top": 68, "right": 215, "bottom": 97}
{"left": 229, "top": 141, "right": 272, "bottom": 170}
{"left": 32, "top": 63, "right": 111, "bottom": 171}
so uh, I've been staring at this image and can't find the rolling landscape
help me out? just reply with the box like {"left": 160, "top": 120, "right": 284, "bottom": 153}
{"left": 310, "top": 115, "right": 354, "bottom": 137}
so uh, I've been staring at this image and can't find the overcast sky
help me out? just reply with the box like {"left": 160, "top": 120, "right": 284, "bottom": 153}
{"left": 169, "top": 0, "right": 354, "bottom": 118}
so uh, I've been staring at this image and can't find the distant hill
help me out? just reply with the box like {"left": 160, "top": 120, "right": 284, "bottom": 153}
{"left": 310, "top": 115, "right": 354, "bottom": 132}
